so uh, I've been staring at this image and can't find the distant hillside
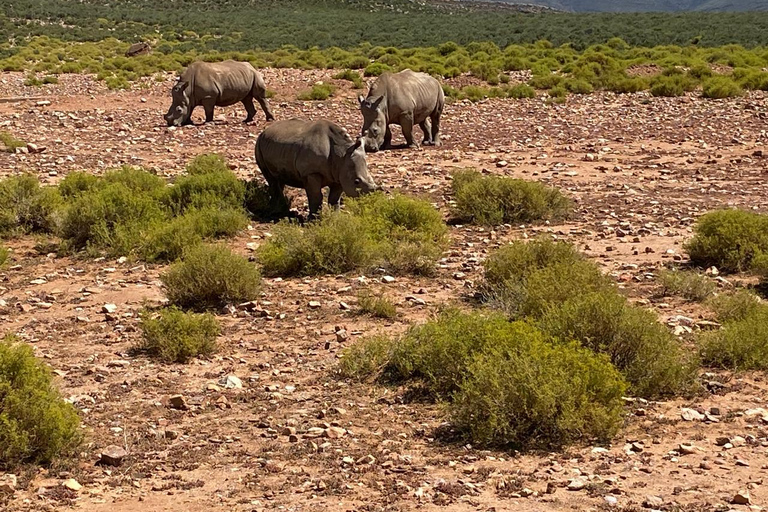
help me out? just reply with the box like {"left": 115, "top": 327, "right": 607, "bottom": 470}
{"left": 481, "top": 0, "right": 768, "bottom": 11}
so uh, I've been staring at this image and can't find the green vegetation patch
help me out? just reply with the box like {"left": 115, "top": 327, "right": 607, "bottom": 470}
{"left": 356, "top": 291, "right": 397, "bottom": 319}
{"left": 0, "top": 335, "right": 81, "bottom": 468}
{"left": 685, "top": 209, "right": 768, "bottom": 273}
{"left": 258, "top": 192, "right": 448, "bottom": 277}
{"left": 161, "top": 244, "right": 261, "bottom": 311}
{"left": 700, "top": 292, "right": 768, "bottom": 371}
{"left": 340, "top": 310, "right": 626, "bottom": 449}
{"left": 451, "top": 169, "right": 571, "bottom": 226}
{"left": 0, "top": 132, "right": 26, "bottom": 153}
{"left": 0, "top": 174, "right": 62, "bottom": 237}
{"left": 297, "top": 83, "right": 336, "bottom": 100}
{"left": 657, "top": 269, "right": 717, "bottom": 302}
{"left": 137, "top": 307, "right": 219, "bottom": 363}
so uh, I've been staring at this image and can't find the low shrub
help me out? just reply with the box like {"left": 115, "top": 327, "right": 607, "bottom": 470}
{"left": 161, "top": 244, "right": 261, "bottom": 310}
{"left": 137, "top": 307, "right": 219, "bottom": 363}
{"left": 243, "top": 180, "right": 292, "bottom": 221}
{"left": 699, "top": 303, "right": 768, "bottom": 370}
{"left": 451, "top": 169, "right": 571, "bottom": 226}
{"left": 706, "top": 289, "right": 762, "bottom": 323}
{"left": 0, "top": 131, "right": 27, "bottom": 153}
{"left": 564, "top": 78, "right": 594, "bottom": 94}
{"left": 0, "top": 335, "right": 81, "bottom": 467}
{"left": 608, "top": 77, "right": 648, "bottom": 94}
{"left": 163, "top": 157, "right": 246, "bottom": 215}
{"left": 364, "top": 62, "right": 393, "bottom": 76}
{"left": 657, "top": 269, "right": 716, "bottom": 302}
{"left": 332, "top": 69, "right": 364, "bottom": 88}
{"left": 297, "top": 83, "right": 336, "bottom": 100}
{"left": 340, "top": 310, "right": 627, "bottom": 449}
{"left": 0, "top": 246, "right": 8, "bottom": 267}
{"left": 258, "top": 192, "right": 447, "bottom": 277}
{"left": 650, "top": 74, "right": 697, "bottom": 97}
{"left": 507, "top": 83, "right": 536, "bottom": 99}
{"left": 701, "top": 76, "right": 743, "bottom": 98}
{"left": 685, "top": 209, "right": 768, "bottom": 273}
{"left": 0, "top": 175, "right": 62, "bottom": 237}
{"left": 539, "top": 290, "right": 696, "bottom": 397}
{"left": 528, "top": 73, "right": 564, "bottom": 89}
{"left": 357, "top": 291, "right": 397, "bottom": 319}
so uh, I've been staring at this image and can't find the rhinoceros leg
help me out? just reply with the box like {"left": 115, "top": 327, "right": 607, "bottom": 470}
{"left": 242, "top": 97, "right": 257, "bottom": 123}
{"left": 382, "top": 127, "right": 392, "bottom": 150}
{"left": 306, "top": 175, "right": 324, "bottom": 220}
{"left": 202, "top": 100, "right": 216, "bottom": 123}
{"left": 400, "top": 114, "right": 419, "bottom": 149}
{"left": 419, "top": 120, "right": 433, "bottom": 145}
{"left": 256, "top": 96, "right": 275, "bottom": 121}
{"left": 430, "top": 111, "right": 441, "bottom": 147}
{"left": 328, "top": 185, "right": 343, "bottom": 209}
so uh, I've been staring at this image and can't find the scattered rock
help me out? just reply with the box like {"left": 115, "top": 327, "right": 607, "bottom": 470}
{"left": 732, "top": 490, "right": 751, "bottom": 505}
{"left": 219, "top": 375, "right": 243, "bottom": 389}
{"left": 99, "top": 445, "right": 128, "bottom": 466}
{"left": 567, "top": 477, "right": 588, "bottom": 491}
{"left": 168, "top": 394, "right": 188, "bottom": 410}
{"left": 61, "top": 479, "right": 82, "bottom": 492}
{"left": 0, "top": 474, "right": 17, "bottom": 494}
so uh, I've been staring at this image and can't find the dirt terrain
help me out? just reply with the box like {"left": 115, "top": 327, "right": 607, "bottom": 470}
{"left": 1, "top": 68, "right": 768, "bottom": 512}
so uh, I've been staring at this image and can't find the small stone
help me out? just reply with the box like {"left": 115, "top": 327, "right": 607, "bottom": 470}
{"left": 168, "top": 394, "right": 188, "bottom": 410}
{"left": 681, "top": 408, "right": 705, "bottom": 421}
{"left": 99, "top": 445, "right": 128, "bottom": 466}
{"left": 325, "top": 426, "right": 346, "bottom": 439}
{"left": 643, "top": 495, "right": 663, "bottom": 508}
{"left": 335, "top": 329, "right": 348, "bottom": 342}
{"left": 0, "top": 474, "right": 17, "bottom": 494}
{"left": 308, "top": 301, "right": 321, "bottom": 309}
{"left": 567, "top": 477, "right": 588, "bottom": 491}
{"left": 61, "top": 479, "right": 82, "bottom": 492}
{"left": 219, "top": 375, "right": 243, "bottom": 389}
{"left": 342, "top": 456, "right": 355, "bottom": 465}
{"left": 102, "top": 303, "right": 117, "bottom": 314}
{"left": 381, "top": 275, "right": 396, "bottom": 283}
{"left": 732, "top": 490, "right": 751, "bottom": 505}
{"left": 339, "top": 301, "right": 351, "bottom": 310}
{"left": 678, "top": 443, "right": 697, "bottom": 455}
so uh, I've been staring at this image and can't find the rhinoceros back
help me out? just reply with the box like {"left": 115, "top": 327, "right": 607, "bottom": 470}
{"left": 186, "top": 61, "right": 260, "bottom": 107}
{"left": 371, "top": 69, "right": 443, "bottom": 121}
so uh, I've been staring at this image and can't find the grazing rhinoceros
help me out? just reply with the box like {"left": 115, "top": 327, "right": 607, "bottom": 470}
{"left": 255, "top": 119, "right": 378, "bottom": 218}
{"left": 164, "top": 60, "right": 274, "bottom": 127}
{"left": 358, "top": 69, "right": 444, "bottom": 152}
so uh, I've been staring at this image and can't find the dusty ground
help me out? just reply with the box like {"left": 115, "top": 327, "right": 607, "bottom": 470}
{"left": 1, "top": 68, "right": 768, "bottom": 512}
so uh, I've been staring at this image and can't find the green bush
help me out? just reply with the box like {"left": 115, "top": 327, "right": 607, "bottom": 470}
{"left": 332, "top": 69, "right": 364, "bottom": 88}
{"left": 161, "top": 244, "right": 261, "bottom": 310}
{"left": 58, "top": 171, "right": 99, "bottom": 199}
{"left": 243, "top": 180, "right": 292, "bottom": 221}
{"left": 706, "top": 289, "right": 762, "bottom": 323}
{"left": 564, "top": 78, "right": 594, "bottom": 94}
{"left": 685, "top": 209, "right": 768, "bottom": 273}
{"left": 164, "top": 156, "right": 246, "bottom": 215}
{"left": 364, "top": 62, "right": 393, "bottom": 77}
{"left": 0, "top": 132, "right": 27, "bottom": 153}
{"left": 451, "top": 169, "right": 571, "bottom": 226}
{"left": 701, "top": 76, "right": 743, "bottom": 98}
{"left": 657, "top": 269, "right": 716, "bottom": 302}
{"left": 137, "top": 307, "right": 219, "bottom": 363}
{"left": 357, "top": 291, "right": 397, "bottom": 319}
{"left": 699, "top": 304, "right": 768, "bottom": 370}
{"left": 528, "top": 73, "right": 564, "bottom": 89}
{"left": 258, "top": 192, "right": 447, "bottom": 277}
{"left": 0, "top": 335, "right": 81, "bottom": 467}
{"left": 650, "top": 74, "right": 697, "bottom": 97}
{"left": 0, "top": 246, "right": 8, "bottom": 267}
{"left": 341, "top": 310, "right": 626, "bottom": 449}
{"left": 608, "top": 76, "right": 648, "bottom": 94}
{"left": 297, "top": 82, "right": 336, "bottom": 100}
{"left": 0, "top": 175, "right": 62, "bottom": 237}
{"left": 507, "top": 83, "right": 536, "bottom": 99}
{"left": 539, "top": 290, "right": 695, "bottom": 397}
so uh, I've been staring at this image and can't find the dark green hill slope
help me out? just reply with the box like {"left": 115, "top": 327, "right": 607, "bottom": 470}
{"left": 487, "top": 0, "right": 768, "bottom": 11}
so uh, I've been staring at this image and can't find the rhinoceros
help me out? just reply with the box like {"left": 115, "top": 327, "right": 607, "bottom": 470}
{"left": 255, "top": 119, "right": 378, "bottom": 218}
{"left": 164, "top": 60, "right": 274, "bottom": 127}
{"left": 358, "top": 69, "right": 444, "bottom": 152}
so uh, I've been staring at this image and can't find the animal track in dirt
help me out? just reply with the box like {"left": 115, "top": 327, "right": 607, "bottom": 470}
{"left": 1, "top": 69, "right": 768, "bottom": 511}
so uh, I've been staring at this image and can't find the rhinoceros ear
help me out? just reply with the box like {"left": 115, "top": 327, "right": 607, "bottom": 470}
{"left": 353, "top": 138, "right": 365, "bottom": 154}
{"left": 370, "top": 96, "right": 383, "bottom": 111}
{"left": 357, "top": 95, "right": 365, "bottom": 107}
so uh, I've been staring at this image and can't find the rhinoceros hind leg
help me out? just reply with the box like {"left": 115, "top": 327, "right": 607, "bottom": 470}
{"left": 382, "top": 127, "right": 392, "bottom": 150}
{"left": 242, "top": 97, "right": 257, "bottom": 123}
{"left": 328, "top": 185, "right": 343, "bottom": 209}
{"left": 419, "top": 120, "right": 433, "bottom": 145}
{"left": 430, "top": 111, "right": 441, "bottom": 147}
{"left": 401, "top": 115, "right": 419, "bottom": 149}
{"left": 202, "top": 102, "right": 215, "bottom": 123}
{"left": 256, "top": 96, "right": 275, "bottom": 121}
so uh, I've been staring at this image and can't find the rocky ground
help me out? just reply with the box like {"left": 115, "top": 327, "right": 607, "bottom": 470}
{"left": 1, "top": 69, "right": 768, "bottom": 512}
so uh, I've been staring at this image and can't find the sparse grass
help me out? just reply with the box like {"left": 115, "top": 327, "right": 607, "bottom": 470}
{"left": 685, "top": 209, "right": 768, "bottom": 273}
{"left": 0, "top": 175, "right": 62, "bottom": 237}
{"left": 137, "top": 307, "right": 219, "bottom": 363}
{"left": 701, "top": 75, "right": 743, "bottom": 98}
{"left": 0, "top": 246, "right": 9, "bottom": 267}
{"left": 332, "top": 69, "right": 364, "bottom": 88}
{"left": 297, "top": 82, "right": 336, "bottom": 100}
{"left": 706, "top": 289, "right": 762, "bottom": 323}
{"left": 699, "top": 301, "right": 768, "bottom": 371}
{"left": 161, "top": 244, "right": 261, "bottom": 310}
{"left": 340, "top": 310, "right": 627, "bottom": 449}
{"left": 0, "top": 131, "right": 27, "bottom": 153}
{"left": 357, "top": 291, "right": 397, "bottom": 319}
{"left": 451, "top": 169, "right": 571, "bottom": 226}
{"left": 258, "top": 192, "right": 447, "bottom": 277}
{"left": 657, "top": 269, "right": 716, "bottom": 302}
{"left": 0, "top": 334, "right": 81, "bottom": 468}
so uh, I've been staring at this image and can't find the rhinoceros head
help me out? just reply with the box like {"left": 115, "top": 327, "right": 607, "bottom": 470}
{"left": 340, "top": 138, "right": 378, "bottom": 198}
{"left": 358, "top": 95, "right": 386, "bottom": 152}
{"left": 164, "top": 80, "right": 191, "bottom": 127}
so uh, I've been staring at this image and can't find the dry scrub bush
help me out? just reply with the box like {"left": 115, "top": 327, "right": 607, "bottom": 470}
{"left": 451, "top": 169, "right": 571, "bottom": 226}
{"left": 137, "top": 307, "right": 219, "bottom": 363}
{"left": 686, "top": 210, "right": 768, "bottom": 273}
{"left": 0, "top": 335, "right": 81, "bottom": 468}
{"left": 700, "top": 295, "right": 768, "bottom": 371}
{"left": 701, "top": 76, "right": 743, "bottom": 98}
{"left": 297, "top": 83, "right": 336, "bottom": 100}
{"left": 356, "top": 291, "right": 397, "bottom": 319}
{"left": 339, "top": 310, "right": 627, "bottom": 449}
{"left": 0, "top": 175, "right": 62, "bottom": 237}
{"left": 657, "top": 269, "right": 716, "bottom": 302}
{"left": 161, "top": 244, "right": 261, "bottom": 310}
{"left": 332, "top": 69, "right": 364, "bottom": 88}
{"left": 0, "top": 131, "right": 26, "bottom": 153}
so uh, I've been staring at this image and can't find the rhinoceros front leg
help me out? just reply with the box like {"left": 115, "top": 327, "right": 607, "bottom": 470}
{"left": 202, "top": 100, "right": 216, "bottom": 123}
{"left": 242, "top": 97, "right": 257, "bottom": 123}
{"left": 328, "top": 184, "right": 343, "bottom": 210}
{"left": 382, "top": 127, "right": 392, "bottom": 150}
{"left": 400, "top": 114, "right": 419, "bottom": 149}
{"left": 305, "top": 175, "right": 324, "bottom": 220}
{"left": 419, "top": 119, "right": 433, "bottom": 146}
